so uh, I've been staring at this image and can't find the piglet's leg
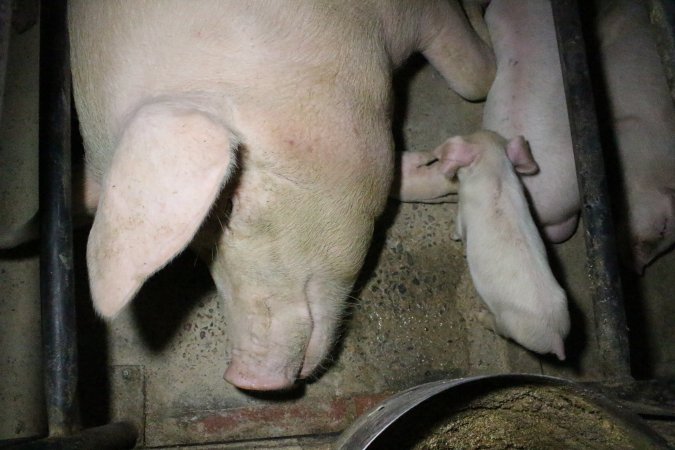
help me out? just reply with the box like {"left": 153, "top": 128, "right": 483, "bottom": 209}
{"left": 87, "top": 102, "right": 237, "bottom": 318}
{"left": 395, "top": 150, "right": 458, "bottom": 203}
{"left": 543, "top": 215, "right": 579, "bottom": 243}
{"left": 451, "top": 208, "right": 463, "bottom": 241}
{"left": 476, "top": 307, "right": 498, "bottom": 333}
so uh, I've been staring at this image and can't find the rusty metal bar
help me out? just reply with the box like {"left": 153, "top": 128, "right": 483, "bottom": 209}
{"left": 550, "top": 0, "right": 631, "bottom": 380}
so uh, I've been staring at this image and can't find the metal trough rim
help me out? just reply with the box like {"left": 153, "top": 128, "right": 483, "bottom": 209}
{"left": 335, "top": 373, "right": 671, "bottom": 449}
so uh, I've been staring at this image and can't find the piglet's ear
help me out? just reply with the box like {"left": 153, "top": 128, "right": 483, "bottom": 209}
{"left": 434, "top": 136, "right": 478, "bottom": 179}
{"left": 87, "top": 103, "right": 236, "bottom": 318}
{"left": 506, "top": 136, "right": 539, "bottom": 175}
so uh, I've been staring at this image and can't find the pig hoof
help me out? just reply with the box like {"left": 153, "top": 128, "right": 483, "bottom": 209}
{"left": 476, "top": 308, "right": 498, "bottom": 332}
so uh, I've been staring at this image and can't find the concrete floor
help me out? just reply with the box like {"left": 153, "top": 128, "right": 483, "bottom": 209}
{"left": 1, "top": 17, "right": 674, "bottom": 449}
{"left": 0, "top": 20, "right": 43, "bottom": 442}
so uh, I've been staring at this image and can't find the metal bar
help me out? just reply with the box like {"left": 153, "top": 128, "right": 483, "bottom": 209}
{"left": 648, "top": 0, "right": 675, "bottom": 103}
{"left": 34, "top": 2, "right": 139, "bottom": 447}
{"left": 550, "top": 0, "right": 631, "bottom": 380}
{"left": 39, "top": 0, "right": 78, "bottom": 437}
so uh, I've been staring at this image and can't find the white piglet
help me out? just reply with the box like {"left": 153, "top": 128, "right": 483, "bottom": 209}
{"left": 435, "top": 130, "right": 570, "bottom": 360}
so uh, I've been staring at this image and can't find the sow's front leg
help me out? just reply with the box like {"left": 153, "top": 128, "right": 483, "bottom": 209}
{"left": 419, "top": 0, "right": 496, "bottom": 101}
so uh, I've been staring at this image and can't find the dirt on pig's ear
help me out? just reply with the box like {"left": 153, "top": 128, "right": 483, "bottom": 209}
{"left": 87, "top": 104, "right": 237, "bottom": 319}
{"left": 506, "top": 135, "right": 539, "bottom": 175}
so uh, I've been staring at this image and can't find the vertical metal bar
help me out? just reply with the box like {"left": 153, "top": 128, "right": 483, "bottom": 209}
{"left": 39, "top": 0, "right": 78, "bottom": 437}
{"left": 550, "top": 0, "right": 631, "bottom": 380}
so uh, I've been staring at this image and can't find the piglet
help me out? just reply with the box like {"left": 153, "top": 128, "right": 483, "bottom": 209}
{"left": 435, "top": 130, "right": 570, "bottom": 360}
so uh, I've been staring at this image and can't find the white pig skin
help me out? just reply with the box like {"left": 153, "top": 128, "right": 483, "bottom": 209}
{"left": 596, "top": 0, "right": 675, "bottom": 272}
{"left": 404, "top": 0, "right": 675, "bottom": 273}
{"left": 483, "top": 0, "right": 675, "bottom": 272}
{"left": 398, "top": 1, "right": 580, "bottom": 241}
{"left": 68, "top": 0, "right": 495, "bottom": 390}
{"left": 482, "top": 0, "right": 580, "bottom": 244}
{"left": 436, "top": 131, "right": 569, "bottom": 360}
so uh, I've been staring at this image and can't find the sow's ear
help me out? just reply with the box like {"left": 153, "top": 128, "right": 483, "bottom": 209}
{"left": 87, "top": 103, "right": 236, "bottom": 318}
{"left": 434, "top": 136, "right": 478, "bottom": 178}
{"left": 506, "top": 136, "right": 539, "bottom": 175}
